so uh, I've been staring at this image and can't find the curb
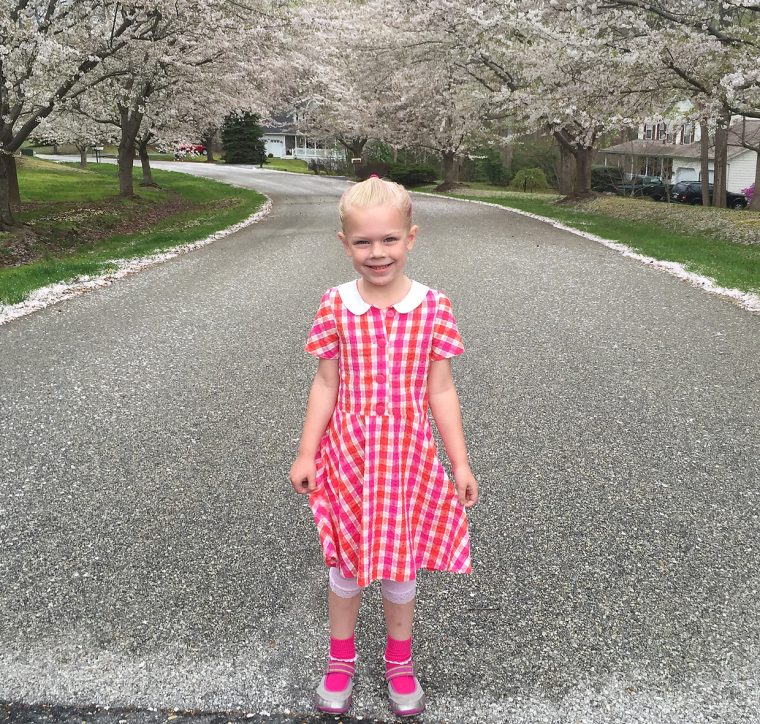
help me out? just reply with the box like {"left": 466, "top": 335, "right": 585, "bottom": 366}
{"left": 413, "top": 191, "right": 760, "bottom": 315}
{"left": 0, "top": 197, "right": 273, "bottom": 326}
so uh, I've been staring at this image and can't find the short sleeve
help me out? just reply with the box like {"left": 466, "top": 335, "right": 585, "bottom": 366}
{"left": 430, "top": 293, "right": 465, "bottom": 360}
{"left": 305, "top": 290, "right": 340, "bottom": 359}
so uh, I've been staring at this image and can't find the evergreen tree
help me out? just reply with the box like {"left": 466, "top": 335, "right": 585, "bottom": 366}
{"left": 221, "top": 113, "right": 267, "bottom": 165}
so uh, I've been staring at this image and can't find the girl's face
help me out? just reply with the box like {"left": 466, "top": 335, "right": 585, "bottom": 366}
{"left": 339, "top": 205, "right": 417, "bottom": 290}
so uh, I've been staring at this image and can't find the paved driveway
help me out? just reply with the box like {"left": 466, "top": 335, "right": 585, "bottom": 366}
{"left": 1, "top": 162, "right": 759, "bottom": 723}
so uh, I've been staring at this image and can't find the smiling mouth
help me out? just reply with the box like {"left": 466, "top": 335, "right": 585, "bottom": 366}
{"left": 367, "top": 263, "right": 392, "bottom": 271}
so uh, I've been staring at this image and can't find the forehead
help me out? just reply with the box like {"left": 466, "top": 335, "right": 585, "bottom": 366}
{"left": 342, "top": 205, "right": 409, "bottom": 235}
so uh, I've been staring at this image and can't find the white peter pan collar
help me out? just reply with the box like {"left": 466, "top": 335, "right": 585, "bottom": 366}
{"left": 338, "top": 279, "right": 430, "bottom": 315}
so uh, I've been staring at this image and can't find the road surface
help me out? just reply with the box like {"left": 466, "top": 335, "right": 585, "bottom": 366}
{"left": 1, "top": 161, "right": 759, "bottom": 723}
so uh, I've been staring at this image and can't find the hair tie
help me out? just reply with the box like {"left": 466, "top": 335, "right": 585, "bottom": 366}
{"left": 369, "top": 173, "right": 380, "bottom": 179}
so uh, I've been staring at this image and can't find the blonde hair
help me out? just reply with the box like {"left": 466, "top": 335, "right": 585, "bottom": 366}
{"left": 338, "top": 176, "right": 413, "bottom": 229}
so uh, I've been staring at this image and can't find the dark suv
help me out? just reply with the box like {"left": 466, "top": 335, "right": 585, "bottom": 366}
{"left": 591, "top": 168, "right": 668, "bottom": 200}
{"left": 620, "top": 175, "right": 669, "bottom": 201}
{"left": 670, "top": 181, "right": 747, "bottom": 209}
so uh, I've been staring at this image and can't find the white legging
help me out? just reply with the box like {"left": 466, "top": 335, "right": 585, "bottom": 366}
{"left": 329, "top": 566, "right": 417, "bottom": 604}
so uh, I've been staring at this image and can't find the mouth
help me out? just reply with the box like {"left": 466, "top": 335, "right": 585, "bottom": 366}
{"left": 367, "top": 262, "right": 393, "bottom": 273}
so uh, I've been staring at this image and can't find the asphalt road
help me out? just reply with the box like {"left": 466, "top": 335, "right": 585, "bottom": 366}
{"left": 1, "top": 162, "right": 759, "bottom": 723}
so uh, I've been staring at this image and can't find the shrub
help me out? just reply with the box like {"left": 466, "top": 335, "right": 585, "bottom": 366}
{"left": 742, "top": 183, "right": 755, "bottom": 203}
{"left": 388, "top": 164, "right": 437, "bottom": 187}
{"left": 592, "top": 165, "right": 626, "bottom": 192}
{"left": 355, "top": 162, "right": 391, "bottom": 180}
{"left": 221, "top": 112, "right": 266, "bottom": 165}
{"left": 510, "top": 167, "right": 551, "bottom": 192}
{"left": 308, "top": 158, "right": 351, "bottom": 176}
{"left": 512, "top": 137, "right": 560, "bottom": 189}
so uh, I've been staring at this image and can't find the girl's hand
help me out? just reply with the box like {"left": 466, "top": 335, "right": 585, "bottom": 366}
{"left": 289, "top": 454, "right": 317, "bottom": 494}
{"left": 453, "top": 464, "right": 478, "bottom": 508}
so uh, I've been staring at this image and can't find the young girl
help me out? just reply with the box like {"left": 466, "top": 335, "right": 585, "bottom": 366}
{"left": 289, "top": 176, "right": 478, "bottom": 717}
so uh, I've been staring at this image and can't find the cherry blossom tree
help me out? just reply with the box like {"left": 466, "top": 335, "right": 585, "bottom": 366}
{"left": 296, "top": 0, "right": 514, "bottom": 185}
{"left": 35, "top": 109, "right": 116, "bottom": 168}
{"left": 599, "top": 1, "right": 760, "bottom": 207}
{"left": 0, "top": 1, "right": 179, "bottom": 226}
{"left": 472, "top": 0, "right": 670, "bottom": 197}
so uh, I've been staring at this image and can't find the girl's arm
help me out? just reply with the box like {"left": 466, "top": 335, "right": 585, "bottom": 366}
{"left": 428, "top": 358, "right": 478, "bottom": 508}
{"left": 290, "top": 358, "right": 339, "bottom": 494}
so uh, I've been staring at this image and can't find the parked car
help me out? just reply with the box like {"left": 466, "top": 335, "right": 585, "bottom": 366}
{"left": 173, "top": 143, "right": 206, "bottom": 159}
{"left": 178, "top": 143, "right": 206, "bottom": 154}
{"left": 670, "top": 181, "right": 748, "bottom": 209}
{"left": 619, "top": 174, "right": 669, "bottom": 201}
{"left": 591, "top": 168, "right": 668, "bottom": 200}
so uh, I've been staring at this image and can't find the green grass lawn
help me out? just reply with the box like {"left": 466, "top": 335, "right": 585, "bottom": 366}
{"left": 428, "top": 186, "right": 760, "bottom": 295}
{"left": 0, "top": 158, "right": 266, "bottom": 305}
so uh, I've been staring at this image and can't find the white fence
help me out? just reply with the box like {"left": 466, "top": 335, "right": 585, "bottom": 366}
{"left": 292, "top": 146, "right": 344, "bottom": 161}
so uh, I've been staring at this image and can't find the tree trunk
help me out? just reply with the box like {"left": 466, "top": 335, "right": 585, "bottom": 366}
{"left": 391, "top": 146, "right": 398, "bottom": 163}
{"left": 78, "top": 145, "right": 88, "bottom": 167}
{"left": 117, "top": 108, "right": 143, "bottom": 197}
{"left": 0, "top": 154, "right": 17, "bottom": 227}
{"left": 201, "top": 129, "right": 216, "bottom": 163}
{"left": 138, "top": 137, "right": 157, "bottom": 187}
{"left": 574, "top": 147, "right": 593, "bottom": 197}
{"left": 439, "top": 150, "right": 459, "bottom": 188}
{"left": 557, "top": 143, "right": 575, "bottom": 195}
{"left": 700, "top": 120, "right": 711, "bottom": 206}
{"left": 7, "top": 153, "right": 20, "bottom": 208}
{"left": 340, "top": 136, "right": 367, "bottom": 162}
{"left": 553, "top": 131, "right": 593, "bottom": 198}
{"left": 712, "top": 111, "right": 730, "bottom": 208}
{"left": 349, "top": 137, "right": 367, "bottom": 160}
{"left": 499, "top": 142, "right": 513, "bottom": 173}
{"left": 750, "top": 150, "right": 760, "bottom": 211}
{"left": 118, "top": 141, "right": 135, "bottom": 197}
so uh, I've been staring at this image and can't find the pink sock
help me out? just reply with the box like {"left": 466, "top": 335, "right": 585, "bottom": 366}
{"left": 385, "top": 635, "right": 416, "bottom": 695}
{"left": 324, "top": 635, "right": 356, "bottom": 692}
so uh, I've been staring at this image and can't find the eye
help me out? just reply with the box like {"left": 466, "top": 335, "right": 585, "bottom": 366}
{"left": 384, "top": 236, "right": 399, "bottom": 243}
{"left": 354, "top": 239, "right": 370, "bottom": 246}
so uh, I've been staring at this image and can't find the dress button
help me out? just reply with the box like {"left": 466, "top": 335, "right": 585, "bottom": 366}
{"left": 386, "top": 308, "right": 396, "bottom": 318}
{"left": 376, "top": 373, "right": 386, "bottom": 383}
{"left": 377, "top": 336, "right": 386, "bottom": 347}
{"left": 376, "top": 403, "right": 386, "bottom": 415}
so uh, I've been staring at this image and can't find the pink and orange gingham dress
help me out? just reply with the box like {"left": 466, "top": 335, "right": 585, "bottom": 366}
{"left": 305, "top": 279, "right": 472, "bottom": 587}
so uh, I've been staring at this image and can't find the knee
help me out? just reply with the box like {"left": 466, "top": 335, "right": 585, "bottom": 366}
{"left": 329, "top": 567, "right": 362, "bottom": 599}
{"left": 380, "top": 578, "right": 417, "bottom": 605}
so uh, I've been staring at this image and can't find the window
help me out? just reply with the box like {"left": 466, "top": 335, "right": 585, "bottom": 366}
{"left": 657, "top": 122, "right": 667, "bottom": 140}
{"left": 643, "top": 124, "right": 654, "bottom": 140}
{"left": 681, "top": 123, "right": 694, "bottom": 144}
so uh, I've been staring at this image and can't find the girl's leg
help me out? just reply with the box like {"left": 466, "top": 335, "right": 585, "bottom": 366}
{"left": 381, "top": 580, "right": 419, "bottom": 697}
{"left": 381, "top": 595, "right": 415, "bottom": 641}
{"left": 328, "top": 566, "right": 362, "bottom": 637}
{"left": 321, "top": 568, "right": 361, "bottom": 696}
{"left": 328, "top": 588, "right": 361, "bottom": 638}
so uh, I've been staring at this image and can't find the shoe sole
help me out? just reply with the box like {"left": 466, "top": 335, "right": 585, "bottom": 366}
{"left": 314, "top": 693, "right": 352, "bottom": 715}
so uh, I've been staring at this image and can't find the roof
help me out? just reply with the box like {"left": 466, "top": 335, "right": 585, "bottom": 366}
{"left": 601, "top": 119, "right": 760, "bottom": 161}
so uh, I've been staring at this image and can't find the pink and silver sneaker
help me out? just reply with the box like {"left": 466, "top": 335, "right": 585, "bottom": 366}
{"left": 314, "top": 659, "right": 355, "bottom": 715}
{"left": 385, "top": 663, "right": 426, "bottom": 717}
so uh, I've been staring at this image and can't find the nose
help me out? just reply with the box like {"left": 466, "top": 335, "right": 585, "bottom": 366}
{"left": 369, "top": 241, "right": 385, "bottom": 257}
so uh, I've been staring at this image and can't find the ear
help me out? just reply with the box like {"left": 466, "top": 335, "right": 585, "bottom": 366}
{"left": 405, "top": 224, "right": 418, "bottom": 251}
{"left": 339, "top": 230, "right": 351, "bottom": 256}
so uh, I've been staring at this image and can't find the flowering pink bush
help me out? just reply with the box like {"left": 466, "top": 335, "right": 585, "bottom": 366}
{"left": 741, "top": 183, "right": 755, "bottom": 203}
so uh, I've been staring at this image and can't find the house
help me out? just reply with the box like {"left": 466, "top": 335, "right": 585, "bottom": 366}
{"left": 600, "top": 118, "right": 759, "bottom": 193}
{"left": 261, "top": 113, "right": 343, "bottom": 162}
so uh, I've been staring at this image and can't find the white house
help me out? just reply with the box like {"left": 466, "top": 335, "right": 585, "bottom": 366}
{"left": 600, "top": 118, "right": 759, "bottom": 193}
{"left": 261, "top": 114, "right": 343, "bottom": 162}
